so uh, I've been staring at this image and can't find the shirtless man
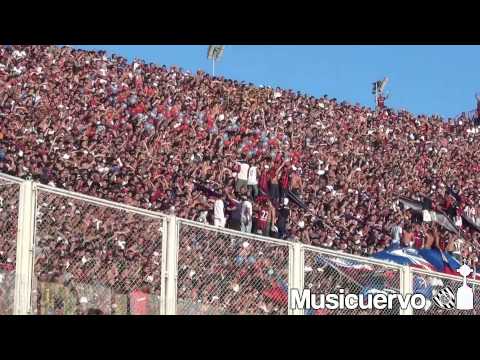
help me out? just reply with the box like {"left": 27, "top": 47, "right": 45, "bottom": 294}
{"left": 269, "top": 160, "right": 288, "bottom": 206}
{"left": 401, "top": 224, "right": 414, "bottom": 247}
{"left": 290, "top": 167, "right": 303, "bottom": 197}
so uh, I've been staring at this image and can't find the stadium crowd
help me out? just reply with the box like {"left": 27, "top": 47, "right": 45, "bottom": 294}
{"left": 1, "top": 45, "right": 480, "bottom": 313}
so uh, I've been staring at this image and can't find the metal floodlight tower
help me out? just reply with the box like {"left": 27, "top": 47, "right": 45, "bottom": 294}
{"left": 207, "top": 45, "right": 225, "bottom": 76}
{"left": 372, "top": 77, "right": 389, "bottom": 109}
{"left": 379, "top": 77, "right": 389, "bottom": 93}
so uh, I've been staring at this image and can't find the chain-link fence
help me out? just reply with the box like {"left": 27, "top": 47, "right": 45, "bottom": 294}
{"left": 32, "top": 187, "right": 165, "bottom": 315}
{"left": 5, "top": 173, "right": 480, "bottom": 316}
{"left": 303, "top": 247, "right": 403, "bottom": 315}
{"left": 411, "top": 269, "right": 480, "bottom": 315}
{"left": 0, "top": 176, "right": 20, "bottom": 315}
{"left": 176, "top": 220, "right": 290, "bottom": 315}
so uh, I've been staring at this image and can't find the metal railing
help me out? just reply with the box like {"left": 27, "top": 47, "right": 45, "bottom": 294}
{"left": 175, "top": 219, "right": 290, "bottom": 315}
{"left": 0, "top": 174, "right": 22, "bottom": 315}
{"left": 2, "top": 172, "right": 479, "bottom": 315}
{"left": 302, "top": 245, "right": 404, "bottom": 315}
{"left": 411, "top": 268, "right": 480, "bottom": 315}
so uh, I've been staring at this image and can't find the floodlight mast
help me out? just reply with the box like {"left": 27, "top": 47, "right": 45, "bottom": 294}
{"left": 207, "top": 45, "right": 225, "bottom": 76}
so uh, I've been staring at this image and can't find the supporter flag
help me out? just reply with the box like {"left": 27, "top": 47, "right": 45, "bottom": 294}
{"left": 462, "top": 213, "right": 480, "bottom": 232}
{"left": 413, "top": 275, "right": 434, "bottom": 299}
{"left": 429, "top": 210, "right": 459, "bottom": 234}
{"left": 416, "top": 248, "right": 461, "bottom": 273}
{"left": 371, "top": 245, "right": 436, "bottom": 271}
{"left": 398, "top": 197, "right": 423, "bottom": 213}
{"left": 316, "top": 255, "right": 374, "bottom": 272}
{"left": 398, "top": 197, "right": 459, "bottom": 234}
{"left": 315, "top": 256, "right": 399, "bottom": 300}
{"left": 286, "top": 190, "right": 309, "bottom": 211}
{"left": 371, "top": 245, "right": 480, "bottom": 281}
{"left": 315, "top": 255, "right": 387, "bottom": 291}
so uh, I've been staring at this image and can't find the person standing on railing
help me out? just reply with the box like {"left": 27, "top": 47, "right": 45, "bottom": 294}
{"left": 390, "top": 223, "right": 403, "bottom": 245}
{"left": 240, "top": 194, "right": 253, "bottom": 233}
{"left": 235, "top": 157, "right": 250, "bottom": 193}
{"left": 213, "top": 193, "right": 226, "bottom": 228}
{"left": 247, "top": 160, "right": 259, "bottom": 200}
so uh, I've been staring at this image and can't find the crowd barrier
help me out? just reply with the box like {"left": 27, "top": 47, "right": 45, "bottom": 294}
{"left": 1, "top": 172, "right": 479, "bottom": 315}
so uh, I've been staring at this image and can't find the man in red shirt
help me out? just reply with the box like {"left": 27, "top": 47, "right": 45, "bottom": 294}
{"left": 258, "top": 164, "right": 270, "bottom": 195}
{"left": 254, "top": 197, "right": 271, "bottom": 237}
{"left": 279, "top": 167, "right": 290, "bottom": 200}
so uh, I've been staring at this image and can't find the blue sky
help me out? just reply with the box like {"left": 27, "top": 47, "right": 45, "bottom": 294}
{"left": 75, "top": 45, "right": 480, "bottom": 119}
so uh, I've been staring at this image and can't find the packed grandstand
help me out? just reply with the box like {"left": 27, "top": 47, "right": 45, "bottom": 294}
{"left": 1, "top": 45, "right": 480, "bottom": 314}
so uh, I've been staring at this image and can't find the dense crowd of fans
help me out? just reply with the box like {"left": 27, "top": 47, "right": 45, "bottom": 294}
{"left": 1, "top": 44, "right": 480, "bottom": 313}
{"left": 32, "top": 190, "right": 289, "bottom": 314}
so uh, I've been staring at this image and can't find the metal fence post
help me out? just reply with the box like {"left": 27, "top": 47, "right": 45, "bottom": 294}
{"left": 288, "top": 242, "right": 304, "bottom": 315}
{"left": 399, "top": 265, "right": 413, "bottom": 315}
{"left": 13, "top": 180, "right": 36, "bottom": 315}
{"left": 159, "top": 218, "right": 168, "bottom": 315}
{"left": 165, "top": 215, "right": 179, "bottom": 315}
